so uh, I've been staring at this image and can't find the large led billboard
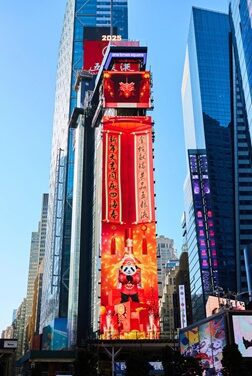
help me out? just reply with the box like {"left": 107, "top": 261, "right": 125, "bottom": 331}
{"left": 83, "top": 40, "right": 109, "bottom": 74}
{"left": 103, "top": 71, "right": 151, "bottom": 108}
{"left": 100, "top": 116, "right": 159, "bottom": 340}
{"left": 232, "top": 315, "right": 252, "bottom": 357}
{"left": 188, "top": 152, "right": 219, "bottom": 294}
{"left": 180, "top": 314, "right": 226, "bottom": 373}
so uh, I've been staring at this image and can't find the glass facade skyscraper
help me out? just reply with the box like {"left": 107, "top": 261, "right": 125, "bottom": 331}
{"left": 182, "top": 6, "right": 252, "bottom": 320}
{"left": 40, "top": 0, "right": 128, "bottom": 333}
{"left": 231, "top": 0, "right": 252, "bottom": 135}
{"left": 26, "top": 194, "right": 48, "bottom": 335}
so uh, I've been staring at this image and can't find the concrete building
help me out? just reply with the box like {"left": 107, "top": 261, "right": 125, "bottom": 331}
{"left": 157, "top": 236, "right": 177, "bottom": 296}
{"left": 25, "top": 194, "right": 48, "bottom": 349}
{"left": 13, "top": 298, "right": 26, "bottom": 359}
{"left": 159, "top": 261, "right": 179, "bottom": 338}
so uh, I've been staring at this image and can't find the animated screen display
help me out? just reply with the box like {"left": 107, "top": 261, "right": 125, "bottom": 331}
{"left": 180, "top": 315, "right": 226, "bottom": 372}
{"left": 232, "top": 315, "right": 252, "bottom": 357}
{"left": 100, "top": 117, "right": 159, "bottom": 340}
{"left": 103, "top": 71, "right": 151, "bottom": 108}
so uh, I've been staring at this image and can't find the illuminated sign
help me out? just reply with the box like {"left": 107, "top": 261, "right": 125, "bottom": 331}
{"left": 180, "top": 314, "right": 226, "bottom": 372}
{"left": 189, "top": 152, "right": 219, "bottom": 293}
{"left": 179, "top": 285, "right": 187, "bottom": 328}
{"left": 103, "top": 71, "right": 151, "bottom": 108}
{"left": 102, "top": 35, "right": 122, "bottom": 41}
{"left": 100, "top": 117, "right": 159, "bottom": 340}
{"left": 83, "top": 40, "right": 109, "bottom": 74}
{"left": 103, "top": 131, "right": 122, "bottom": 223}
{"left": 232, "top": 315, "right": 252, "bottom": 357}
{"left": 104, "top": 52, "right": 147, "bottom": 70}
{"left": 111, "top": 60, "right": 141, "bottom": 72}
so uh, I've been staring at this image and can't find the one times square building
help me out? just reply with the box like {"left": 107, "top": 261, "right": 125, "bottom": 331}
{"left": 40, "top": 0, "right": 128, "bottom": 334}
{"left": 182, "top": 4, "right": 252, "bottom": 321}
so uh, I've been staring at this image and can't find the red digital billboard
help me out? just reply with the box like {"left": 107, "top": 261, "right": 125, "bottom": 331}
{"left": 100, "top": 117, "right": 159, "bottom": 340}
{"left": 103, "top": 71, "right": 151, "bottom": 108}
{"left": 83, "top": 40, "right": 109, "bottom": 74}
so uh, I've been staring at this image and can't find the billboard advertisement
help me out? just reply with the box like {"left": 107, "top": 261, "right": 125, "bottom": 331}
{"left": 189, "top": 152, "right": 219, "bottom": 294}
{"left": 83, "top": 41, "right": 141, "bottom": 75}
{"left": 100, "top": 117, "right": 159, "bottom": 340}
{"left": 180, "top": 314, "right": 226, "bottom": 373}
{"left": 206, "top": 296, "right": 245, "bottom": 317}
{"left": 179, "top": 285, "right": 187, "bottom": 328}
{"left": 232, "top": 315, "right": 252, "bottom": 357}
{"left": 103, "top": 71, "right": 151, "bottom": 108}
{"left": 41, "top": 318, "right": 67, "bottom": 350}
{"left": 83, "top": 40, "right": 109, "bottom": 74}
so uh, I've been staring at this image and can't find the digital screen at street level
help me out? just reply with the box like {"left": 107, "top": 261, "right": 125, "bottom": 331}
{"left": 232, "top": 315, "right": 252, "bottom": 357}
{"left": 100, "top": 117, "right": 159, "bottom": 340}
{"left": 103, "top": 71, "right": 151, "bottom": 108}
{"left": 180, "top": 314, "right": 226, "bottom": 373}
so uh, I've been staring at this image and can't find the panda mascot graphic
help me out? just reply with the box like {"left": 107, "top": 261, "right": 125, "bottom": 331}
{"left": 118, "top": 255, "right": 141, "bottom": 303}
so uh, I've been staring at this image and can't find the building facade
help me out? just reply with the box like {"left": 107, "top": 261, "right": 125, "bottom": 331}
{"left": 159, "top": 262, "right": 179, "bottom": 338}
{"left": 182, "top": 6, "right": 252, "bottom": 320}
{"left": 1, "top": 326, "right": 14, "bottom": 340}
{"left": 40, "top": 0, "right": 128, "bottom": 334}
{"left": 25, "top": 231, "right": 40, "bottom": 328}
{"left": 25, "top": 194, "right": 48, "bottom": 331}
{"left": 13, "top": 298, "right": 26, "bottom": 359}
{"left": 157, "top": 236, "right": 177, "bottom": 297}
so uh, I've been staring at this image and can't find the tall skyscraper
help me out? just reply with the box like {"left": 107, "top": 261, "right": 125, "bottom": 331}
{"left": 13, "top": 298, "right": 26, "bottom": 359}
{"left": 230, "top": 0, "right": 252, "bottom": 135}
{"left": 40, "top": 0, "right": 128, "bottom": 333}
{"left": 25, "top": 194, "right": 48, "bottom": 352}
{"left": 67, "top": 44, "right": 160, "bottom": 346}
{"left": 25, "top": 195, "right": 48, "bottom": 326}
{"left": 156, "top": 236, "right": 177, "bottom": 296}
{"left": 25, "top": 231, "right": 39, "bottom": 327}
{"left": 159, "top": 261, "right": 179, "bottom": 337}
{"left": 182, "top": 6, "right": 252, "bottom": 320}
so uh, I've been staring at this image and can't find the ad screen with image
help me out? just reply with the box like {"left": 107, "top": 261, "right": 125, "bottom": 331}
{"left": 232, "top": 315, "right": 252, "bottom": 357}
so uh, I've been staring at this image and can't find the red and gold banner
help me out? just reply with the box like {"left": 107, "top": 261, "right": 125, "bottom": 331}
{"left": 100, "top": 117, "right": 159, "bottom": 340}
{"left": 111, "top": 60, "right": 141, "bottom": 72}
{"left": 103, "top": 131, "right": 122, "bottom": 223}
{"left": 134, "top": 132, "right": 155, "bottom": 223}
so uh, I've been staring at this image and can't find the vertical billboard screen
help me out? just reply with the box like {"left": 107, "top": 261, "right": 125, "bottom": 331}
{"left": 188, "top": 152, "right": 219, "bottom": 294}
{"left": 232, "top": 315, "right": 252, "bottom": 357}
{"left": 180, "top": 314, "right": 226, "bottom": 373}
{"left": 100, "top": 116, "right": 159, "bottom": 340}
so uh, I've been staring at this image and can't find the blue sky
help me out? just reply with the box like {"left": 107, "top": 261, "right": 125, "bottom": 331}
{"left": 0, "top": 0, "right": 228, "bottom": 332}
